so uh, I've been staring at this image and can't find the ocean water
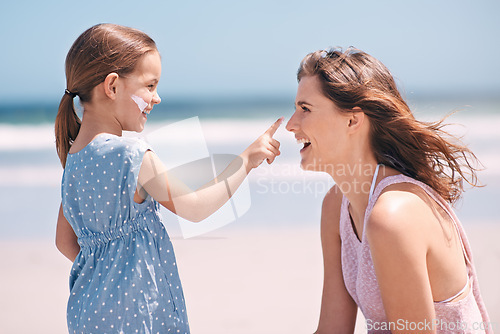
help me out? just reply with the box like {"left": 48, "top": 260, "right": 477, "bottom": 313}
{"left": 1, "top": 98, "right": 499, "bottom": 240}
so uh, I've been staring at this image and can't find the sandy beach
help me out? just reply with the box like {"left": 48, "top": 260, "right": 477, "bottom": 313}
{"left": 1, "top": 223, "right": 498, "bottom": 334}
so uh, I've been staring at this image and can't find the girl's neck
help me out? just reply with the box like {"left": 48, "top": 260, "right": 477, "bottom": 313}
{"left": 81, "top": 112, "right": 122, "bottom": 136}
{"left": 69, "top": 108, "right": 122, "bottom": 154}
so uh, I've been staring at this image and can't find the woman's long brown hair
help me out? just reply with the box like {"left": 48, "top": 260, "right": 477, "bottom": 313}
{"left": 55, "top": 23, "right": 157, "bottom": 167}
{"left": 298, "top": 47, "right": 482, "bottom": 204}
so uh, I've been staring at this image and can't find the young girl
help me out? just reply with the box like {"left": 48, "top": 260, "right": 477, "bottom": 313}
{"left": 55, "top": 23, "right": 282, "bottom": 334}
{"left": 286, "top": 47, "right": 492, "bottom": 333}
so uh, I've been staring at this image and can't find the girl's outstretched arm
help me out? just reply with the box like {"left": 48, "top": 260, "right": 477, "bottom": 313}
{"left": 135, "top": 118, "right": 283, "bottom": 222}
{"left": 55, "top": 203, "right": 80, "bottom": 261}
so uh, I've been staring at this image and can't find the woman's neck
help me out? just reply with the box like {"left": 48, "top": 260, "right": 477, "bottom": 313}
{"left": 330, "top": 158, "right": 378, "bottom": 218}
{"left": 330, "top": 160, "right": 400, "bottom": 224}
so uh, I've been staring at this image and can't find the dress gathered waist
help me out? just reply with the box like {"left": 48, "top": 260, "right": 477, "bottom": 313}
{"left": 77, "top": 216, "right": 155, "bottom": 248}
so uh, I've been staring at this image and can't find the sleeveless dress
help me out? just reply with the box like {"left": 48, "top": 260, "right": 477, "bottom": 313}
{"left": 340, "top": 173, "right": 492, "bottom": 334}
{"left": 61, "top": 133, "right": 190, "bottom": 334}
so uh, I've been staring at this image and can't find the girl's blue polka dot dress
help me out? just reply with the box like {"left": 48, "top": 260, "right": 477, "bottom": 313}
{"left": 62, "top": 133, "right": 190, "bottom": 334}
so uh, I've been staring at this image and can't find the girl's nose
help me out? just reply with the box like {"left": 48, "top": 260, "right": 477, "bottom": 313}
{"left": 152, "top": 92, "right": 161, "bottom": 105}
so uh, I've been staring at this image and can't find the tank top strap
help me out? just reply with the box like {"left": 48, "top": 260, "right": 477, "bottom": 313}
{"left": 368, "top": 163, "right": 381, "bottom": 203}
{"left": 435, "top": 274, "right": 471, "bottom": 304}
{"left": 364, "top": 174, "right": 471, "bottom": 265}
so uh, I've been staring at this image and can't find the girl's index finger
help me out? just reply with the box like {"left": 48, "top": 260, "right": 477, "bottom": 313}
{"left": 266, "top": 117, "right": 284, "bottom": 137}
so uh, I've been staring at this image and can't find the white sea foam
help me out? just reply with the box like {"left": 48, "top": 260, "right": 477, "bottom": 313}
{"left": 0, "top": 124, "right": 56, "bottom": 151}
{"left": 1, "top": 115, "right": 499, "bottom": 190}
{"left": 2, "top": 114, "right": 498, "bottom": 150}
{"left": 0, "top": 119, "right": 287, "bottom": 150}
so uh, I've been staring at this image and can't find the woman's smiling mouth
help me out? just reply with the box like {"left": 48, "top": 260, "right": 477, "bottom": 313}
{"left": 296, "top": 137, "right": 311, "bottom": 152}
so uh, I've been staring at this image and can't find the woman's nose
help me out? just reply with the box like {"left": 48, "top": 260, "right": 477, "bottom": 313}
{"left": 286, "top": 111, "right": 299, "bottom": 132}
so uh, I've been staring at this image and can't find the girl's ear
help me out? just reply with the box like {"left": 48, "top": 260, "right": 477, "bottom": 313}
{"left": 346, "top": 107, "right": 365, "bottom": 133}
{"left": 103, "top": 73, "right": 119, "bottom": 100}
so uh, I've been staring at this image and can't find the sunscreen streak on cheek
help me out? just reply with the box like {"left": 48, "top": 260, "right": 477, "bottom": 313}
{"left": 131, "top": 95, "right": 149, "bottom": 113}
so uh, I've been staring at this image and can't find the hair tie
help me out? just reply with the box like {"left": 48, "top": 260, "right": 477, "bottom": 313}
{"left": 65, "top": 89, "right": 77, "bottom": 98}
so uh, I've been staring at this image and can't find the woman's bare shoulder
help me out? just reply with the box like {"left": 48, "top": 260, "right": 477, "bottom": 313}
{"left": 322, "top": 184, "right": 343, "bottom": 214}
{"left": 321, "top": 185, "right": 344, "bottom": 237}
{"left": 367, "top": 182, "right": 437, "bottom": 246}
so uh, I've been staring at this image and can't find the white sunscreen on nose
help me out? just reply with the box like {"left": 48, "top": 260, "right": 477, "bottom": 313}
{"left": 131, "top": 95, "right": 148, "bottom": 112}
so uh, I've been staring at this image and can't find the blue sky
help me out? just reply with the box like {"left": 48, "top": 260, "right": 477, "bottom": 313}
{"left": 1, "top": 0, "right": 499, "bottom": 103}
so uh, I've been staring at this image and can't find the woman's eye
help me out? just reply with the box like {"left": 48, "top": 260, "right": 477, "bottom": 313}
{"left": 301, "top": 106, "right": 310, "bottom": 112}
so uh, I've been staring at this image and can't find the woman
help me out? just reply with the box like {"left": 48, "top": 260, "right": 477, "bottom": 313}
{"left": 286, "top": 48, "right": 491, "bottom": 333}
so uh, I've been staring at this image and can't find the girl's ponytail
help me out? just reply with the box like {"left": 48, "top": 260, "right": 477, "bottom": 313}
{"left": 55, "top": 92, "right": 81, "bottom": 167}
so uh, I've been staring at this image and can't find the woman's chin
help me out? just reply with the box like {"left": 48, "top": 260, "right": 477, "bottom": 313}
{"left": 300, "top": 158, "right": 334, "bottom": 174}
{"left": 300, "top": 159, "right": 320, "bottom": 172}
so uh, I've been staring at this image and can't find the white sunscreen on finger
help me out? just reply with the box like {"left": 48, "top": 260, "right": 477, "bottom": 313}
{"left": 131, "top": 95, "right": 149, "bottom": 113}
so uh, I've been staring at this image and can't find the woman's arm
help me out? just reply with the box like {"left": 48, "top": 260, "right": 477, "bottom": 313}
{"left": 55, "top": 203, "right": 80, "bottom": 262}
{"left": 315, "top": 185, "right": 358, "bottom": 334}
{"left": 136, "top": 118, "right": 282, "bottom": 222}
{"left": 366, "top": 190, "right": 436, "bottom": 334}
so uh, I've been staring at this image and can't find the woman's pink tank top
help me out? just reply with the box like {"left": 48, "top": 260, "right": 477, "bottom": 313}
{"left": 340, "top": 174, "right": 492, "bottom": 334}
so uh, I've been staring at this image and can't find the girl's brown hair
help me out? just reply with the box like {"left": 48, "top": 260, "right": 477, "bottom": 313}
{"left": 55, "top": 23, "right": 157, "bottom": 167}
{"left": 298, "top": 47, "right": 481, "bottom": 204}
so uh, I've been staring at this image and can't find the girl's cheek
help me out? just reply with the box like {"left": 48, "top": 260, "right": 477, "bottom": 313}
{"left": 144, "top": 90, "right": 155, "bottom": 103}
{"left": 131, "top": 94, "right": 149, "bottom": 112}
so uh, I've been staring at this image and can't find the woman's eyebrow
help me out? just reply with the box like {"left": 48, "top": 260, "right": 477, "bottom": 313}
{"left": 295, "top": 100, "right": 314, "bottom": 107}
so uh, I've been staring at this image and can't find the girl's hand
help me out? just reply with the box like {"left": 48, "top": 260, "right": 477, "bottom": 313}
{"left": 137, "top": 117, "right": 284, "bottom": 222}
{"left": 242, "top": 117, "right": 284, "bottom": 171}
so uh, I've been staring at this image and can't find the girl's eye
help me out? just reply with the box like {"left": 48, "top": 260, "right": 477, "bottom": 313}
{"left": 301, "top": 106, "right": 310, "bottom": 112}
